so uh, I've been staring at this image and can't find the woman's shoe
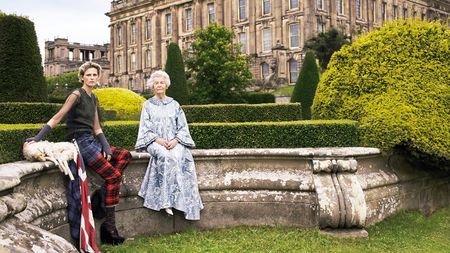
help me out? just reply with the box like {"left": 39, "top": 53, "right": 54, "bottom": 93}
{"left": 165, "top": 208, "right": 173, "bottom": 216}
{"left": 100, "top": 222, "right": 125, "bottom": 245}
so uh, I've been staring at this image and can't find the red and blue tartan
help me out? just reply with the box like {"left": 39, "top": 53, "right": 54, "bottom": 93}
{"left": 67, "top": 133, "right": 131, "bottom": 245}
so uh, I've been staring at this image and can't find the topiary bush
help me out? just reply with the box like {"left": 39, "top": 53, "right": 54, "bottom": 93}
{"left": 291, "top": 51, "right": 320, "bottom": 119}
{"left": 312, "top": 20, "right": 450, "bottom": 164}
{"left": 0, "top": 13, "right": 47, "bottom": 102}
{"left": 93, "top": 88, "right": 146, "bottom": 120}
{"left": 165, "top": 43, "right": 190, "bottom": 105}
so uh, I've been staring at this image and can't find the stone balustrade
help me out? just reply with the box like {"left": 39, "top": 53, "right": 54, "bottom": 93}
{"left": 0, "top": 148, "right": 448, "bottom": 252}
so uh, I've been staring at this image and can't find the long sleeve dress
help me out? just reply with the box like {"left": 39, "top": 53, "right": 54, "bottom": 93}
{"left": 135, "top": 96, "right": 203, "bottom": 220}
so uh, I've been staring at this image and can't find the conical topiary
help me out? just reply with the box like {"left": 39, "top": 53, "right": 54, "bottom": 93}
{"left": 165, "top": 43, "right": 189, "bottom": 104}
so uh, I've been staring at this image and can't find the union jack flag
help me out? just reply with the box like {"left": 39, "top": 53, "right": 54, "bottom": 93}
{"left": 74, "top": 141, "right": 100, "bottom": 253}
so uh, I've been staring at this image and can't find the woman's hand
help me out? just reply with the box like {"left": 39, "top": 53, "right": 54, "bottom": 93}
{"left": 167, "top": 139, "right": 178, "bottom": 150}
{"left": 155, "top": 138, "right": 168, "bottom": 147}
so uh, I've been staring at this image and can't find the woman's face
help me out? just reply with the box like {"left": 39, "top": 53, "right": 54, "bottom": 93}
{"left": 152, "top": 76, "right": 167, "bottom": 96}
{"left": 81, "top": 67, "right": 99, "bottom": 87}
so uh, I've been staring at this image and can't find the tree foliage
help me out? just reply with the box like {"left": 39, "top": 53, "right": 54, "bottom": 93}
{"left": 312, "top": 20, "right": 450, "bottom": 164}
{"left": 165, "top": 43, "right": 190, "bottom": 105}
{"left": 304, "top": 27, "right": 349, "bottom": 70}
{"left": 290, "top": 51, "right": 320, "bottom": 119}
{"left": 0, "top": 13, "right": 46, "bottom": 102}
{"left": 46, "top": 71, "right": 80, "bottom": 98}
{"left": 185, "top": 23, "right": 252, "bottom": 104}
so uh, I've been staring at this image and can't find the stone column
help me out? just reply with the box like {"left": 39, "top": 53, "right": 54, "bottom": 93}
{"left": 248, "top": 0, "right": 257, "bottom": 56}
{"left": 155, "top": 11, "right": 162, "bottom": 69}
{"left": 274, "top": 0, "right": 283, "bottom": 42}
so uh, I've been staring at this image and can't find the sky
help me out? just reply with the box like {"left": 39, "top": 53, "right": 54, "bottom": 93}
{"left": 0, "top": 0, "right": 111, "bottom": 62}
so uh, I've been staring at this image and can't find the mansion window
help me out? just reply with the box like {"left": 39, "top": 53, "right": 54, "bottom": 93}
{"left": 289, "top": 0, "right": 299, "bottom": 9}
{"left": 372, "top": 0, "right": 376, "bottom": 22}
{"left": 145, "top": 49, "right": 152, "bottom": 68}
{"left": 166, "top": 14, "right": 172, "bottom": 35}
{"left": 381, "top": 2, "right": 387, "bottom": 22}
{"left": 356, "top": 0, "right": 362, "bottom": 19}
{"left": 288, "top": 59, "right": 298, "bottom": 83}
{"left": 262, "top": 28, "right": 272, "bottom": 52}
{"left": 403, "top": 7, "right": 408, "bottom": 19}
{"left": 117, "top": 26, "right": 122, "bottom": 46}
{"left": 146, "top": 49, "right": 152, "bottom": 68}
{"left": 393, "top": 5, "right": 398, "bottom": 19}
{"left": 239, "top": 0, "right": 247, "bottom": 20}
{"left": 117, "top": 55, "right": 122, "bottom": 73}
{"left": 337, "top": 0, "right": 343, "bottom": 15}
{"left": 131, "top": 23, "right": 136, "bottom": 44}
{"left": 317, "top": 0, "right": 324, "bottom": 10}
{"left": 239, "top": 32, "right": 247, "bottom": 53}
{"left": 289, "top": 23, "right": 299, "bottom": 48}
{"left": 317, "top": 18, "right": 324, "bottom": 33}
{"left": 185, "top": 8, "right": 193, "bottom": 32}
{"left": 131, "top": 52, "right": 136, "bottom": 71}
{"left": 146, "top": 18, "right": 152, "bottom": 40}
{"left": 263, "top": 0, "right": 271, "bottom": 15}
{"left": 69, "top": 51, "right": 73, "bottom": 61}
{"left": 261, "top": 63, "right": 270, "bottom": 79}
{"left": 208, "top": 3, "right": 215, "bottom": 23}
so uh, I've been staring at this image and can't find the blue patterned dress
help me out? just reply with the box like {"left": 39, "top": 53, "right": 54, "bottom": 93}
{"left": 135, "top": 96, "right": 203, "bottom": 220}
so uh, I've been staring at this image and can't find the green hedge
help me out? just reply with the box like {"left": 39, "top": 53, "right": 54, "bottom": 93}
{"left": 0, "top": 102, "right": 61, "bottom": 124}
{"left": 0, "top": 102, "right": 116, "bottom": 123}
{"left": 242, "top": 92, "right": 275, "bottom": 104}
{"left": 183, "top": 103, "right": 302, "bottom": 123}
{"left": 0, "top": 120, "right": 359, "bottom": 164}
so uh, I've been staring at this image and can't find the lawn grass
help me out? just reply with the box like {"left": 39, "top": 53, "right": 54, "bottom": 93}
{"left": 271, "top": 85, "right": 295, "bottom": 96}
{"left": 101, "top": 206, "right": 450, "bottom": 253}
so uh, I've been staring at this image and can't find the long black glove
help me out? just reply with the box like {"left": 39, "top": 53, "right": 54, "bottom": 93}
{"left": 97, "top": 133, "right": 112, "bottom": 156}
{"left": 25, "top": 124, "right": 51, "bottom": 142}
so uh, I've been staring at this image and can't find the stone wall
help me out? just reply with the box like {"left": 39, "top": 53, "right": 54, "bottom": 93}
{"left": 0, "top": 148, "right": 448, "bottom": 252}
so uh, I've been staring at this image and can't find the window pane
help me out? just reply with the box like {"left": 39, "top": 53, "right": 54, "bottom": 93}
{"left": 186, "top": 9, "right": 193, "bottom": 31}
{"left": 263, "top": 0, "right": 270, "bottom": 15}
{"left": 356, "top": 0, "right": 361, "bottom": 19}
{"left": 290, "top": 23, "right": 299, "bottom": 48}
{"left": 239, "top": 32, "right": 247, "bottom": 53}
{"left": 146, "top": 50, "right": 152, "bottom": 67}
{"left": 262, "top": 63, "right": 270, "bottom": 79}
{"left": 263, "top": 28, "right": 272, "bottom": 52}
{"left": 239, "top": 0, "right": 247, "bottom": 20}
{"left": 290, "top": 0, "right": 299, "bottom": 9}
{"left": 289, "top": 59, "right": 298, "bottom": 83}
{"left": 146, "top": 19, "right": 152, "bottom": 40}
{"left": 167, "top": 14, "right": 172, "bottom": 35}
{"left": 131, "top": 23, "right": 136, "bottom": 44}
{"left": 208, "top": 3, "right": 215, "bottom": 23}
{"left": 317, "top": 0, "right": 323, "bottom": 10}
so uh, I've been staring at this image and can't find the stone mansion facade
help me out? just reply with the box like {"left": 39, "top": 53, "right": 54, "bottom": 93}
{"left": 44, "top": 38, "right": 111, "bottom": 86}
{"left": 105, "top": 0, "right": 449, "bottom": 91}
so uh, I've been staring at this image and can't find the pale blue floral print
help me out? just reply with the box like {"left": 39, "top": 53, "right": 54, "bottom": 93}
{"left": 135, "top": 96, "right": 203, "bottom": 220}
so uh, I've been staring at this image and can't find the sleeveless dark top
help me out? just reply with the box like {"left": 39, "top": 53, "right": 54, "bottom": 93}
{"left": 66, "top": 88, "right": 98, "bottom": 139}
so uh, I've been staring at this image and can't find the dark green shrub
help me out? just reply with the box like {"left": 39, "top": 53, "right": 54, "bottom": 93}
{"left": 0, "top": 120, "right": 359, "bottom": 164}
{"left": 46, "top": 71, "right": 80, "bottom": 98}
{"left": 0, "top": 102, "right": 61, "bottom": 123}
{"left": 242, "top": 92, "right": 275, "bottom": 104}
{"left": 291, "top": 51, "right": 320, "bottom": 119}
{"left": 312, "top": 20, "right": 450, "bottom": 162}
{"left": 0, "top": 13, "right": 46, "bottom": 102}
{"left": 183, "top": 103, "right": 302, "bottom": 123}
{"left": 165, "top": 43, "right": 190, "bottom": 105}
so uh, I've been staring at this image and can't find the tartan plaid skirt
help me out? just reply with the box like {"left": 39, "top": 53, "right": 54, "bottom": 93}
{"left": 76, "top": 133, "right": 131, "bottom": 206}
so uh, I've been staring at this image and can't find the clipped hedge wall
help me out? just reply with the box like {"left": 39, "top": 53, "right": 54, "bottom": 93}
{"left": 0, "top": 102, "right": 116, "bottom": 123}
{"left": 183, "top": 103, "right": 302, "bottom": 123}
{"left": 0, "top": 102, "right": 61, "bottom": 124}
{"left": 0, "top": 120, "right": 359, "bottom": 164}
{"left": 242, "top": 92, "right": 275, "bottom": 104}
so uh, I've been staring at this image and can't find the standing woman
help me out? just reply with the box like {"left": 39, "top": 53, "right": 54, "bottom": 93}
{"left": 26, "top": 61, "right": 130, "bottom": 245}
{"left": 135, "top": 70, "right": 203, "bottom": 220}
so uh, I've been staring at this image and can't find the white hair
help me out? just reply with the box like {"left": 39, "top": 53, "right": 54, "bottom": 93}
{"left": 147, "top": 70, "right": 171, "bottom": 90}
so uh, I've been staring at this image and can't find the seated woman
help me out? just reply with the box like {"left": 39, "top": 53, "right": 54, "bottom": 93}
{"left": 135, "top": 70, "right": 203, "bottom": 220}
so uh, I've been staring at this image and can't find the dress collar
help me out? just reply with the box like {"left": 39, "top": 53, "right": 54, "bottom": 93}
{"left": 149, "top": 96, "right": 173, "bottom": 105}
